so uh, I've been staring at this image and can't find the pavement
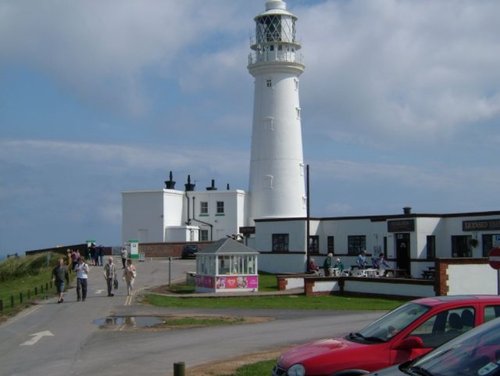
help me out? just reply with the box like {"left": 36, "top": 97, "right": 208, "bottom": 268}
{"left": 0, "top": 256, "right": 383, "bottom": 376}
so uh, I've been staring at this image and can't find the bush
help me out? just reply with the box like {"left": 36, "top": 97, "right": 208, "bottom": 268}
{"left": 0, "top": 252, "right": 61, "bottom": 282}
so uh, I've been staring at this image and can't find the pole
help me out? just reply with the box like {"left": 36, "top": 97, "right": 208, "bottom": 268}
{"left": 173, "top": 362, "right": 185, "bottom": 376}
{"left": 168, "top": 257, "right": 172, "bottom": 286}
{"left": 306, "top": 164, "right": 311, "bottom": 272}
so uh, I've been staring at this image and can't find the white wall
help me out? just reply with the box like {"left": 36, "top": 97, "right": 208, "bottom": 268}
{"left": 163, "top": 190, "right": 185, "bottom": 227}
{"left": 122, "top": 191, "right": 164, "bottom": 244}
{"left": 447, "top": 264, "right": 498, "bottom": 295}
{"left": 189, "top": 189, "right": 247, "bottom": 241}
{"left": 259, "top": 253, "right": 307, "bottom": 273}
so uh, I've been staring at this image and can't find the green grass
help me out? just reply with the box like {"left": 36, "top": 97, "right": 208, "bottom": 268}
{"left": 234, "top": 359, "right": 276, "bottom": 376}
{"left": 0, "top": 252, "right": 69, "bottom": 316}
{"left": 166, "top": 316, "right": 244, "bottom": 327}
{"left": 145, "top": 293, "right": 406, "bottom": 311}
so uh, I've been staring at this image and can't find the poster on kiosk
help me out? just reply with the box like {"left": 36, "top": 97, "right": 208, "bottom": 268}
{"left": 127, "top": 240, "right": 139, "bottom": 260}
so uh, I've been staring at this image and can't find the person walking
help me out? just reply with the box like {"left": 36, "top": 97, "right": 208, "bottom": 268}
{"left": 103, "top": 257, "right": 116, "bottom": 297}
{"left": 120, "top": 247, "right": 128, "bottom": 269}
{"left": 52, "top": 258, "right": 69, "bottom": 303}
{"left": 74, "top": 257, "right": 90, "bottom": 302}
{"left": 123, "top": 259, "right": 137, "bottom": 296}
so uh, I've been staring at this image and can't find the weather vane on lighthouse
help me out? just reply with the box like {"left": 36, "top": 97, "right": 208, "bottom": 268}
{"left": 248, "top": 0, "right": 306, "bottom": 221}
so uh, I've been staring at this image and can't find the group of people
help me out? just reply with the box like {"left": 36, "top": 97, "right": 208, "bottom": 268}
{"left": 52, "top": 248, "right": 137, "bottom": 304}
{"left": 356, "top": 250, "right": 390, "bottom": 270}
{"left": 308, "top": 250, "right": 391, "bottom": 277}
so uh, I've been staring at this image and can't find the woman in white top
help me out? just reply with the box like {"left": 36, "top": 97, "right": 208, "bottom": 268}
{"left": 123, "top": 259, "right": 136, "bottom": 296}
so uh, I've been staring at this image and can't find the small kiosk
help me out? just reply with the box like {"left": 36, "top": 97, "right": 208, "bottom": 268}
{"left": 195, "top": 238, "right": 259, "bottom": 293}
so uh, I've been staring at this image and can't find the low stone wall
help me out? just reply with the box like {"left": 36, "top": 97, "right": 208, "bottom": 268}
{"left": 276, "top": 274, "right": 436, "bottom": 298}
{"left": 276, "top": 258, "right": 498, "bottom": 298}
{"left": 138, "top": 241, "right": 212, "bottom": 258}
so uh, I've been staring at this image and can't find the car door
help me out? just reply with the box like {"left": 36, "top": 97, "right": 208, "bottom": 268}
{"left": 390, "top": 306, "right": 476, "bottom": 365}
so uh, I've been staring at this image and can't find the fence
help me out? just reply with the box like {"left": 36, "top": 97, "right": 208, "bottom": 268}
{"left": 0, "top": 281, "right": 54, "bottom": 313}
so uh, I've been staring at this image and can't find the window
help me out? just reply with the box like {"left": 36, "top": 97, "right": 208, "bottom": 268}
{"left": 296, "top": 107, "right": 301, "bottom": 119}
{"left": 407, "top": 307, "right": 475, "bottom": 348}
{"left": 451, "top": 235, "right": 472, "bottom": 257}
{"left": 216, "top": 201, "right": 224, "bottom": 215}
{"left": 484, "top": 305, "right": 500, "bottom": 323}
{"left": 309, "top": 236, "right": 319, "bottom": 254}
{"left": 327, "top": 236, "right": 335, "bottom": 254}
{"left": 200, "top": 201, "right": 208, "bottom": 215}
{"left": 482, "top": 234, "right": 500, "bottom": 257}
{"left": 217, "top": 255, "right": 257, "bottom": 275}
{"left": 272, "top": 234, "right": 289, "bottom": 252}
{"left": 348, "top": 235, "right": 366, "bottom": 255}
{"left": 426, "top": 235, "right": 435, "bottom": 260}
{"left": 200, "top": 229, "right": 209, "bottom": 241}
{"left": 266, "top": 79, "right": 272, "bottom": 88}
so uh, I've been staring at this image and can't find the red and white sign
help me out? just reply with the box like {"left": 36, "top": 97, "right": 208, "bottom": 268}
{"left": 488, "top": 247, "right": 500, "bottom": 270}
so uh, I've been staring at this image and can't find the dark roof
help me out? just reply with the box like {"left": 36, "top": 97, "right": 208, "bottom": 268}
{"left": 254, "top": 210, "right": 500, "bottom": 223}
{"left": 199, "top": 238, "right": 259, "bottom": 255}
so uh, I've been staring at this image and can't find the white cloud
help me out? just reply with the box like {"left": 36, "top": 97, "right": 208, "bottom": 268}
{"left": 299, "top": 0, "right": 500, "bottom": 145}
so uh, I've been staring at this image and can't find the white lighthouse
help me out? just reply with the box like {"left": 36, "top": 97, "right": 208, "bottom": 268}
{"left": 248, "top": 0, "right": 306, "bottom": 221}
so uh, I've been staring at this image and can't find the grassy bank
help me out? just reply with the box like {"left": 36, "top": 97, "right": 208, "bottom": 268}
{"left": 0, "top": 252, "right": 67, "bottom": 317}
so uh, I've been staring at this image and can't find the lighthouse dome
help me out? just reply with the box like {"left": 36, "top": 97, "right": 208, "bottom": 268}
{"left": 266, "top": 0, "right": 286, "bottom": 11}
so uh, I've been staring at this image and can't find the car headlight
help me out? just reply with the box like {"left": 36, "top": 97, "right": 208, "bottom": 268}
{"left": 287, "top": 364, "right": 306, "bottom": 376}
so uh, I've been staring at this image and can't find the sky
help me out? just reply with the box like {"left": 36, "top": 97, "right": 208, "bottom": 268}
{"left": 1, "top": 0, "right": 500, "bottom": 256}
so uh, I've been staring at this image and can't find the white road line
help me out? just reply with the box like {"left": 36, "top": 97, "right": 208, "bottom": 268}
{"left": 20, "top": 330, "right": 54, "bottom": 346}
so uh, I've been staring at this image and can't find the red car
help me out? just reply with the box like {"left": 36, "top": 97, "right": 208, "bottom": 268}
{"left": 272, "top": 295, "right": 500, "bottom": 376}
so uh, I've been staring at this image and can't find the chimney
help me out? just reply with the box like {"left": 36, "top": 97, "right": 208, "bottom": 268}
{"left": 206, "top": 179, "right": 217, "bottom": 191}
{"left": 184, "top": 175, "right": 195, "bottom": 192}
{"left": 403, "top": 207, "right": 412, "bottom": 215}
{"left": 164, "top": 171, "right": 176, "bottom": 189}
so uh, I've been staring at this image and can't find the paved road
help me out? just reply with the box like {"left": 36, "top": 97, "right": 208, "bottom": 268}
{"left": 0, "top": 257, "right": 384, "bottom": 376}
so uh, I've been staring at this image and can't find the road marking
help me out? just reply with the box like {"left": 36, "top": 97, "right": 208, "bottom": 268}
{"left": 20, "top": 330, "right": 54, "bottom": 346}
{"left": 95, "top": 289, "right": 104, "bottom": 294}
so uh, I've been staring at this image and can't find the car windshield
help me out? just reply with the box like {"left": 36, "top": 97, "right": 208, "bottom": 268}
{"left": 356, "top": 302, "right": 430, "bottom": 342}
{"left": 405, "top": 317, "right": 500, "bottom": 376}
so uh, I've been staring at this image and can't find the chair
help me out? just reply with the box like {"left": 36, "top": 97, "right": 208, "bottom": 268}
{"left": 448, "top": 313, "right": 463, "bottom": 331}
{"left": 461, "top": 309, "right": 474, "bottom": 328}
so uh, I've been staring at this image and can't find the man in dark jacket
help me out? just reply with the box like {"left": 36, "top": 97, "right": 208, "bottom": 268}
{"left": 52, "top": 258, "right": 69, "bottom": 303}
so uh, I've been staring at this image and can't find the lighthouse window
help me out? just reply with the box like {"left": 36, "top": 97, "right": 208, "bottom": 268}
{"left": 296, "top": 107, "right": 301, "bottom": 119}
{"left": 266, "top": 79, "right": 272, "bottom": 88}
{"left": 294, "top": 78, "right": 299, "bottom": 90}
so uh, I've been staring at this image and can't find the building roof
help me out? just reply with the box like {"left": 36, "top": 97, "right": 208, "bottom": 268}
{"left": 199, "top": 238, "right": 259, "bottom": 255}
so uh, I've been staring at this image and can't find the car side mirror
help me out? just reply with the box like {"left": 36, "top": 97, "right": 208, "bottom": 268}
{"left": 395, "top": 336, "right": 424, "bottom": 350}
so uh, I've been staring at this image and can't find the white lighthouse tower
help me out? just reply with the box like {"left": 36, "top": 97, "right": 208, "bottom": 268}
{"left": 248, "top": 0, "right": 306, "bottom": 221}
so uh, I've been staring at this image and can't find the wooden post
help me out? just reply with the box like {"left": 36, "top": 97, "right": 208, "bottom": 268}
{"left": 173, "top": 362, "right": 185, "bottom": 376}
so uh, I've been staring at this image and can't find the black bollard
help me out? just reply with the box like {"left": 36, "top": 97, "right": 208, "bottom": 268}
{"left": 0, "top": 299, "right": 3, "bottom": 312}
{"left": 20, "top": 292, "right": 23, "bottom": 304}
{"left": 173, "top": 362, "right": 185, "bottom": 376}
{"left": 10, "top": 295, "right": 14, "bottom": 308}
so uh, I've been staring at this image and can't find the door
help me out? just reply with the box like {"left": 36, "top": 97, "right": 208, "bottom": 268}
{"left": 395, "top": 233, "right": 411, "bottom": 274}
